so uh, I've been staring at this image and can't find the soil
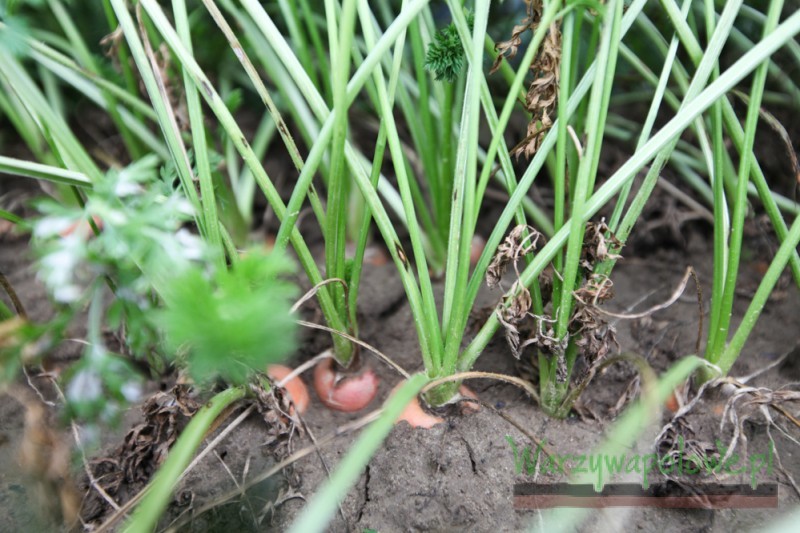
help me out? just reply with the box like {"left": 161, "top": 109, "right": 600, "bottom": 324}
{"left": 1, "top": 196, "right": 799, "bottom": 532}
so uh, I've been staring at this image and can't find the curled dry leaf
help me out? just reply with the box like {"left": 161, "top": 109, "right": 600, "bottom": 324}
{"left": 581, "top": 219, "right": 622, "bottom": 270}
{"left": 573, "top": 273, "right": 615, "bottom": 306}
{"left": 492, "top": 220, "right": 624, "bottom": 387}
{"left": 82, "top": 385, "right": 199, "bottom": 524}
{"left": 251, "top": 378, "right": 303, "bottom": 450}
{"left": 570, "top": 275, "right": 619, "bottom": 371}
{"left": 555, "top": 348, "right": 568, "bottom": 384}
{"left": 495, "top": 280, "right": 535, "bottom": 359}
{"left": 512, "top": 22, "right": 562, "bottom": 160}
{"left": 492, "top": 1, "right": 562, "bottom": 159}
{"left": 487, "top": 224, "right": 544, "bottom": 289}
{"left": 492, "top": 20, "right": 533, "bottom": 72}
{"left": 489, "top": 225, "right": 553, "bottom": 360}
{"left": 491, "top": 0, "right": 542, "bottom": 72}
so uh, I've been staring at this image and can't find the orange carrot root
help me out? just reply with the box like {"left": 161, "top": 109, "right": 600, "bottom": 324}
{"left": 313, "top": 357, "right": 380, "bottom": 412}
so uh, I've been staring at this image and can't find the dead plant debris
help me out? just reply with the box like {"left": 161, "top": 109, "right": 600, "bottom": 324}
{"left": 493, "top": 0, "right": 562, "bottom": 160}
{"left": 81, "top": 385, "right": 199, "bottom": 524}
{"left": 489, "top": 221, "right": 620, "bottom": 375}
{"left": 251, "top": 377, "right": 304, "bottom": 450}
{"left": 656, "top": 377, "right": 800, "bottom": 498}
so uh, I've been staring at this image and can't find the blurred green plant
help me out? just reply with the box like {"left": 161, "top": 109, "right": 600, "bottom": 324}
{"left": 26, "top": 156, "right": 298, "bottom": 428}
{"left": 158, "top": 250, "right": 297, "bottom": 385}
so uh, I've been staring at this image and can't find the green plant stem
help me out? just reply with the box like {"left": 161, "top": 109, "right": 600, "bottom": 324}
{"left": 706, "top": 0, "right": 783, "bottom": 363}
{"left": 0, "top": 51, "right": 104, "bottom": 183}
{"left": 129, "top": 0, "right": 349, "bottom": 351}
{"left": 347, "top": 122, "right": 389, "bottom": 337}
{"left": 358, "top": 0, "right": 443, "bottom": 372}
{"left": 555, "top": 0, "right": 622, "bottom": 340}
{"left": 239, "top": 0, "right": 443, "bottom": 369}
{"left": 408, "top": 17, "right": 441, "bottom": 223}
{"left": 123, "top": 386, "right": 246, "bottom": 533}
{"left": 323, "top": 0, "right": 360, "bottom": 365}
{"left": 0, "top": 155, "right": 92, "bottom": 187}
{"left": 107, "top": 0, "right": 204, "bottom": 233}
{"left": 438, "top": 0, "right": 490, "bottom": 378}
{"left": 718, "top": 208, "right": 800, "bottom": 375}
{"left": 659, "top": 0, "right": 800, "bottom": 289}
{"left": 203, "top": 0, "right": 310, "bottom": 186}
{"left": 605, "top": 0, "right": 733, "bottom": 254}
{"left": 461, "top": 0, "right": 649, "bottom": 367}
{"left": 446, "top": 3, "right": 532, "bottom": 244}
{"left": 173, "top": 0, "right": 222, "bottom": 261}
{"left": 440, "top": 82, "right": 455, "bottom": 236}
{"left": 607, "top": 0, "right": 691, "bottom": 235}
{"left": 277, "top": 0, "right": 319, "bottom": 91}
{"left": 551, "top": 10, "right": 576, "bottom": 313}
{"left": 48, "top": 0, "right": 143, "bottom": 160}
{"left": 102, "top": 0, "right": 146, "bottom": 123}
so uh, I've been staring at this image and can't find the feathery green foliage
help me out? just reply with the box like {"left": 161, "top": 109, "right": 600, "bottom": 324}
{"left": 424, "top": 12, "right": 473, "bottom": 82}
{"left": 158, "top": 251, "right": 297, "bottom": 385}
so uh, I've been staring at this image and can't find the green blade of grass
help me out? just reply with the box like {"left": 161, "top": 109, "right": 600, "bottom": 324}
{"left": 47, "top": 0, "right": 144, "bottom": 159}
{"left": 31, "top": 53, "right": 168, "bottom": 158}
{"left": 708, "top": 0, "right": 784, "bottom": 363}
{"left": 173, "top": 0, "right": 222, "bottom": 257}
{"left": 357, "top": 0, "right": 443, "bottom": 371}
{"left": 0, "top": 51, "right": 104, "bottom": 183}
{"left": 439, "top": 0, "right": 492, "bottom": 377}
{"left": 201, "top": 3, "right": 326, "bottom": 233}
{"left": 238, "top": 0, "right": 443, "bottom": 367}
{"left": 554, "top": 0, "right": 623, "bottom": 341}
{"left": 660, "top": 0, "right": 800, "bottom": 289}
{"left": 108, "top": 0, "right": 205, "bottom": 234}
{"left": 0, "top": 155, "right": 91, "bottom": 187}
{"left": 323, "top": 0, "right": 359, "bottom": 363}
{"left": 606, "top": 0, "right": 692, "bottom": 234}
{"left": 463, "top": 0, "right": 650, "bottom": 335}
{"left": 718, "top": 203, "right": 800, "bottom": 374}
{"left": 611, "top": 0, "right": 743, "bottom": 258}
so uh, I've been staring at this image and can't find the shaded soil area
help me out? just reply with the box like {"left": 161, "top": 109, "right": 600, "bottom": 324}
{"left": 1, "top": 207, "right": 799, "bottom": 531}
